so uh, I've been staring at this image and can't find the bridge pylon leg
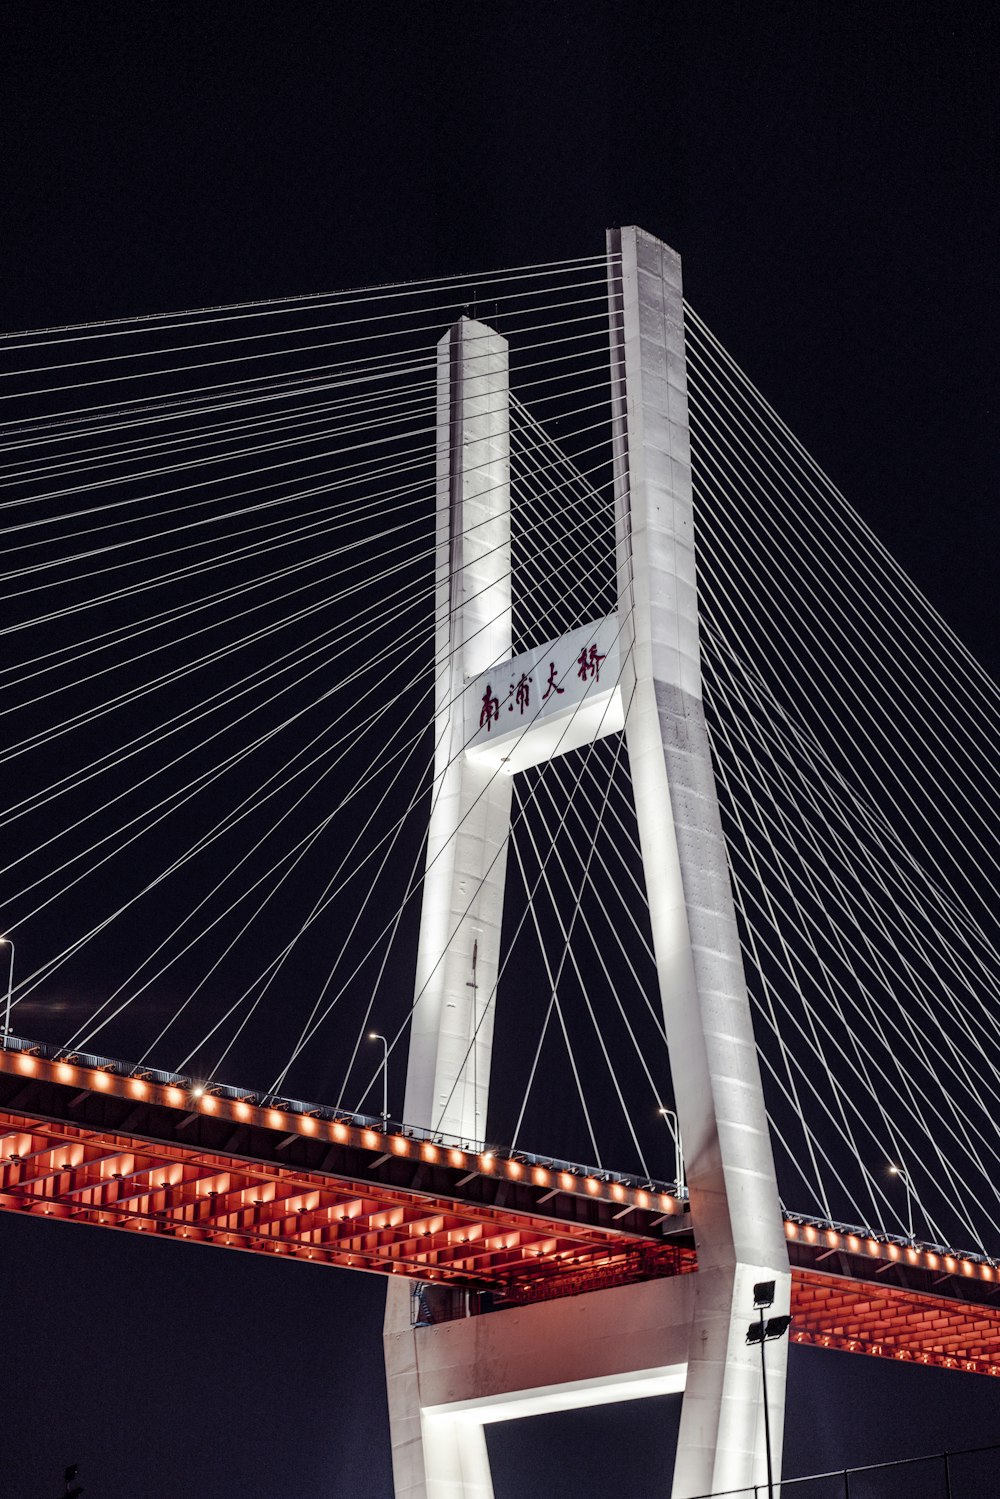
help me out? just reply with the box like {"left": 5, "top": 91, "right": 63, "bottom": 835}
{"left": 607, "top": 226, "right": 790, "bottom": 1497}
{"left": 384, "top": 313, "right": 512, "bottom": 1499}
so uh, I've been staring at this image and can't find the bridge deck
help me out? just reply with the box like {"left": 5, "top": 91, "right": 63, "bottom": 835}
{"left": 1, "top": 1043, "right": 998, "bottom": 1375}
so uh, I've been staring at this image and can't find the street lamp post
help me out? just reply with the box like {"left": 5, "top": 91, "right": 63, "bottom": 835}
{"left": 889, "top": 1163, "right": 915, "bottom": 1242}
{"left": 746, "top": 1280, "right": 792, "bottom": 1499}
{"left": 0, "top": 937, "right": 14, "bottom": 1040}
{"left": 369, "top": 1031, "right": 389, "bottom": 1127}
{"left": 657, "top": 1106, "right": 686, "bottom": 1198}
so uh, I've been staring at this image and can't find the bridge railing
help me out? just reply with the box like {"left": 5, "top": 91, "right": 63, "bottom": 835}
{"left": 0, "top": 1031, "right": 684, "bottom": 1198}
{"left": 689, "top": 1442, "right": 999, "bottom": 1498}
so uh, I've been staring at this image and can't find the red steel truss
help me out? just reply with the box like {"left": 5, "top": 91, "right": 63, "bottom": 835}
{"left": 791, "top": 1269, "right": 1000, "bottom": 1378}
{"left": 1, "top": 1045, "right": 998, "bottom": 1371}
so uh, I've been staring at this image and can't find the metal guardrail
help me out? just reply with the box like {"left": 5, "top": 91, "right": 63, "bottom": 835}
{"left": 0, "top": 1031, "right": 684, "bottom": 1198}
{"left": 687, "top": 1441, "right": 1000, "bottom": 1498}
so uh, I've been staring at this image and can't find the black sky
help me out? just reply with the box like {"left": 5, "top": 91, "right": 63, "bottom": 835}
{"left": 1, "top": 4, "right": 998, "bottom": 1496}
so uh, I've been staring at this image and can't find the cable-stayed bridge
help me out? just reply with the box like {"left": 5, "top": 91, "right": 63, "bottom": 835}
{"left": 1, "top": 229, "right": 998, "bottom": 1498}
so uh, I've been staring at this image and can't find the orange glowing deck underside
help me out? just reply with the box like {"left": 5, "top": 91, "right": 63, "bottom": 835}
{"left": 1, "top": 1045, "right": 999, "bottom": 1374}
{"left": 0, "top": 1107, "right": 695, "bottom": 1293}
{"left": 791, "top": 1270, "right": 1000, "bottom": 1377}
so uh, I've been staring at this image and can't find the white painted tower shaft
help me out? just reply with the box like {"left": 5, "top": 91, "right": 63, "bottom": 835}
{"left": 402, "top": 318, "right": 513, "bottom": 1144}
{"left": 608, "top": 226, "right": 789, "bottom": 1497}
{"left": 384, "top": 319, "right": 511, "bottom": 1499}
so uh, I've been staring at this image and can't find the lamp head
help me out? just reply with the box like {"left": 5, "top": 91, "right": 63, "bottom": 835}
{"left": 753, "top": 1279, "right": 776, "bottom": 1309}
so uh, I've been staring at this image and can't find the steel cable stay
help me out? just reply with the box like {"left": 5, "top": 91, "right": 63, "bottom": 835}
{"left": 684, "top": 325, "right": 1000, "bottom": 757}
{"left": 15, "top": 455, "right": 620, "bottom": 1067}
{"left": 0, "top": 386, "right": 437, "bottom": 521}
{"left": 0, "top": 355, "right": 612, "bottom": 544}
{"left": 0, "top": 356, "right": 611, "bottom": 539}
{"left": 3, "top": 461, "right": 617, "bottom": 911}
{"left": 701, "top": 612, "right": 1000, "bottom": 980}
{"left": 0, "top": 322, "right": 612, "bottom": 450}
{"left": 1, "top": 303, "right": 614, "bottom": 407}
{"left": 723, "top": 840, "right": 990, "bottom": 1245}
{"left": 685, "top": 301, "right": 1000, "bottom": 719}
{"left": 704, "top": 632, "right": 1000, "bottom": 1241}
{"left": 0, "top": 275, "right": 615, "bottom": 380}
{"left": 703, "top": 697, "right": 1000, "bottom": 1159}
{"left": 0, "top": 372, "right": 436, "bottom": 485}
{"left": 151, "top": 700, "right": 451, "bottom": 1083}
{"left": 0, "top": 442, "right": 440, "bottom": 592}
{"left": 515, "top": 750, "right": 669, "bottom": 1064}
{"left": 291, "top": 598, "right": 640, "bottom": 1112}
{"left": 53, "top": 676, "right": 441, "bottom": 1059}
{"left": 706, "top": 684, "right": 999, "bottom": 1247}
{"left": 0, "top": 252, "right": 617, "bottom": 346}
{"left": 409, "top": 629, "right": 645, "bottom": 1148}
{"left": 272, "top": 472, "right": 628, "bottom": 1097}
{"left": 696, "top": 487, "right": 1000, "bottom": 917}
{"left": 690, "top": 391, "right": 1000, "bottom": 865}
{"left": 0, "top": 349, "right": 439, "bottom": 452}
{"left": 0, "top": 333, "right": 611, "bottom": 461}
{"left": 1, "top": 397, "right": 615, "bottom": 644}
{"left": 0, "top": 489, "right": 437, "bottom": 702}
{"left": 2, "top": 596, "right": 437, "bottom": 903}
{"left": 704, "top": 637, "right": 1000, "bottom": 1078}
{"left": 703, "top": 628, "right": 1000, "bottom": 1035}
{"left": 504, "top": 733, "right": 661, "bottom": 1178}
{"left": 1, "top": 505, "right": 436, "bottom": 721}
{"left": 0, "top": 357, "right": 613, "bottom": 518}
{"left": 717, "top": 803, "right": 1000, "bottom": 1247}
{"left": 5, "top": 611, "right": 436, "bottom": 979}
{"left": 694, "top": 476, "right": 1000, "bottom": 929}
{"left": 531, "top": 757, "right": 657, "bottom": 971}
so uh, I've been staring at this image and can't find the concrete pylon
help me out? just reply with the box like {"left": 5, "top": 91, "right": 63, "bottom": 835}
{"left": 383, "top": 232, "right": 789, "bottom": 1499}
{"left": 607, "top": 226, "right": 789, "bottom": 1496}
{"left": 384, "top": 316, "right": 512, "bottom": 1499}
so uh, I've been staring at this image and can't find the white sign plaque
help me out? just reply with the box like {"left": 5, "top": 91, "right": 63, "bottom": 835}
{"left": 464, "top": 614, "right": 624, "bottom": 773}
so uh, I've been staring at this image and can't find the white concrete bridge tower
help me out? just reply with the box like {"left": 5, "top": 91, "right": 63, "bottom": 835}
{"left": 383, "top": 227, "right": 790, "bottom": 1499}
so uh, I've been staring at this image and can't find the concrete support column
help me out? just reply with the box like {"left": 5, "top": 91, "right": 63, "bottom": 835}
{"left": 386, "top": 317, "right": 512, "bottom": 1499}
{"left": 403, "top": 317, "right": 513, "bottom": 1146}
{"left": 608, "top": 226, "right": 789, "bottom": 1497}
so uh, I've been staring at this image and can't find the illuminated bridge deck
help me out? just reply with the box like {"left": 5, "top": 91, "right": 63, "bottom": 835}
{"left": 1, "top": 1040, "right": 998, "bottom": 1375}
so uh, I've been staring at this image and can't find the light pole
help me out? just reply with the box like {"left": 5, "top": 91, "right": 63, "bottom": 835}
{"left": 369, "top": 1031, "right": 389, "bottom": 1127}
{"left": 889, "top": 1163, "right": 916, "bottom": 1242}
{"left": 657, "top": 1106, "right": 686, "bottom": 1198}
{"left": 746, "top": 1280, "right": 792, "bottom": 1499}
{"left": 0, "top": 937, "right": 14, "bottom": 1039}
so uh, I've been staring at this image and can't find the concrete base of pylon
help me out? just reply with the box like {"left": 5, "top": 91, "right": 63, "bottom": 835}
{"left": 383, "top": 1265, "right": 788, "bottom": 1499}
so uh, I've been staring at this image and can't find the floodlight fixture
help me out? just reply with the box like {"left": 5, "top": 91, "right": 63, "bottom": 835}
{"left": 749, "top": 1289, "right": 792, "bottom": 1499}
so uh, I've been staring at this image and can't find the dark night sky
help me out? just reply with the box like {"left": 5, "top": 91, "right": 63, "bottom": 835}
{"left": 1, "top": 5, "right": 998, "bottom": 1496}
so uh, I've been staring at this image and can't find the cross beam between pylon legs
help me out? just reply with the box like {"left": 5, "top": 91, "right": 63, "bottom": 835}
{"left": 383, "top": 233, "right": 789, "bottom": 1499}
